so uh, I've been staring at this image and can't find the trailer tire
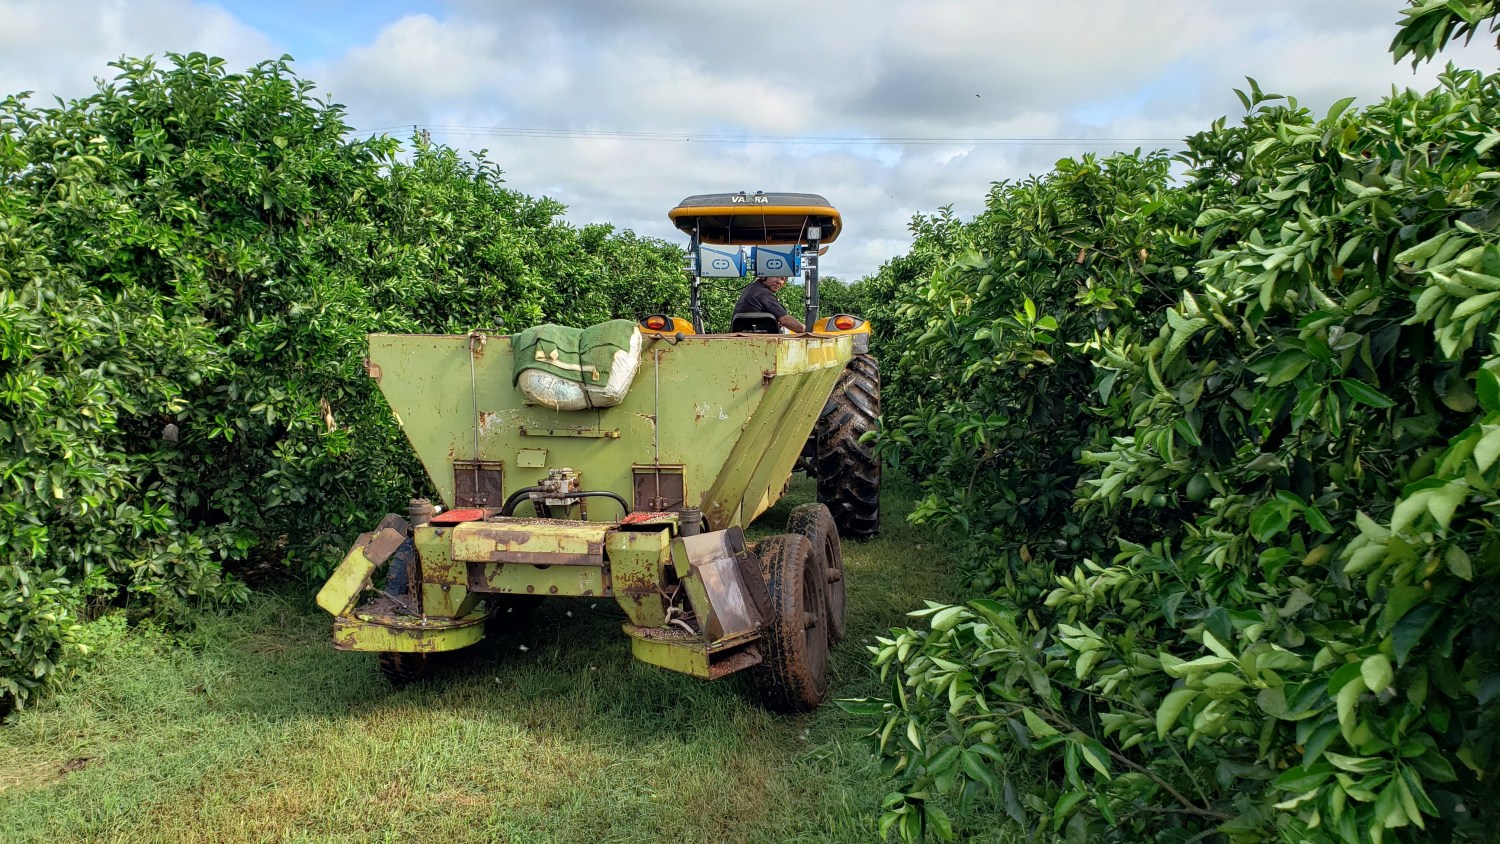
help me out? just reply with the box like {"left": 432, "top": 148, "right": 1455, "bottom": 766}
{"left": 814, "top": 354, "right": 881, "bottom": 540}
{"left": 753, "top": 534, "right": 831, "bottom": 713}
{"left": 378, "top": 652, "right": 434, "bottom": 685}
{"left": 787, "top": 503, "right": 846, "bottom": 643}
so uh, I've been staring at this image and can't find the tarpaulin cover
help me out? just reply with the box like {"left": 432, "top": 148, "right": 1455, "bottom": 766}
{"left": 512, "top": 320, "right": 642, "bottom": 410}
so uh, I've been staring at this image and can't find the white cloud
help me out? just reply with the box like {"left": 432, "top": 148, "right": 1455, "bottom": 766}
{"left": 2, "top": 0, "right": 1495, "bottom": 280}
{"left": 0, "top": 0, "right": 275, "bottom": 102}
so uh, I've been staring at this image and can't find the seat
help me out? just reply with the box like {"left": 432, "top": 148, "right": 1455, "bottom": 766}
{"left": 729, "top": 312, "right": 782, "bottom": 334}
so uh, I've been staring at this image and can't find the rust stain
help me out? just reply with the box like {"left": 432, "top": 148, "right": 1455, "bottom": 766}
{"left": 469, "top": 332, "right": 488, "bottom": 359}
{"left": 363, "top": 358, "right": 382, "bottom": 381}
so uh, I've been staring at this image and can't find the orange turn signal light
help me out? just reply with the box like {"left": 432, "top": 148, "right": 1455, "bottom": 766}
{"left": 833, "top": 315, "right": 857, "bottom": 330}
{"left": 643, "top": 315, "right": 668, "bottom": 330}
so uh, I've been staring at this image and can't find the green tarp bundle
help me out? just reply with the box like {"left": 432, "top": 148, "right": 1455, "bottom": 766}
{"left": 512, "top": 319, "right": 642, "bottom": 410}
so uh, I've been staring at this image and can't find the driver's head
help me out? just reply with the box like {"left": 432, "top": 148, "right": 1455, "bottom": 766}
{"left": 762, "top": 275, "right": 789, "bottom": 292}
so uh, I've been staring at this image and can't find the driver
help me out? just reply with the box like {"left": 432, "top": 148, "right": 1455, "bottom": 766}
{"left": 732, "top": 275, "right": 806, "bottom": 333}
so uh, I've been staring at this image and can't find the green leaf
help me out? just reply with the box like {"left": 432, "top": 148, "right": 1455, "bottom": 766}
{"left": 1080, "top": 738, "right": 1112, "bottom": 779}
{"left": 1446, "top": 544, "right": 1473, "bottom": 580}
{"left": 1393, "top": 603, "right": 1439, "bottom": 665}
{"left": 1163, "top": 654, "right": 1234, "bottom": 677}
{"left": 1156, "top": 688, "right": 1198, "bottom": 738}
{"left": 930, "top": 605, "right": 966, "bottom": 632}
{"left": 1361, "top": 654, "right": 1394, "bottom": 693}
{"left": 1325, "top": 752, "right": 1384, "bottom": 773}
{"left": 1452, "top": 290, "right": 1500, "bottom": 319}
{"left": 1164, "top": 312, "right": 1210, "bottom": 367}
{"left": 1274, "top": 763, "right": 1332, "bottom": 792}
{"left": 1264, "top": 350, "right": 1312, "bottom": 386}
{"left": 1325, "top": 95, "right": 1357, "bottom": 122}
{"left": 1250, "top": 500, "right": 1291, "bottom": 541}
{"left": 1474, "top": 425, "right": 1500, "bottom": 473}
{"left": 1478, "top": 368, "right": 1500, "bottom": 413}
{"left": 924, "top": 804, "right": 955, "bottom": 841}
{"left": 1336, "top": 679, "right": 1363, "bottom": 743}
{"left": 961, "top": 749, "right": 1001, "bottom": 794}
{"left": 835, "top": 699, "right": 888, "bottom": 716}
{"left": 1022, "top": 708, "right": 1059, "bottom": 739}
{"left": 1425, "top": 479, "right": 1467, "bottom": 531}
{"left": 1338, "top": 379, "right": 1395, "bottom": 408}
{"left": 1052, "top": 790, "right": 1087, "bottom": 830}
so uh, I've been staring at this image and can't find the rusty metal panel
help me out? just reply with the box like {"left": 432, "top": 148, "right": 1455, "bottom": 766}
{"left": 414, "top": 525, "right": 462, "bottom": 589}
{"left": 672, "top": 528, "right": 763, "bottom": 643}
{"left": 449, "top": 518, "right": 611, "bottom": 566}
{"left": 368, "top": 332, "right": 850, "bottom": 528}
{"left": 606, "top": 527, "right": 671, "bottom": 627}
{"left": 467, "top": 562, "right": 608, "bottom": 597}
{"left": 333, "top": 601, "right": 487, "bottom": 652}
{"left": 633, "top": 464, "right": 686, "bottom": 511}
{"left": 453, "top": 460, "right": 504, "bottom": 508}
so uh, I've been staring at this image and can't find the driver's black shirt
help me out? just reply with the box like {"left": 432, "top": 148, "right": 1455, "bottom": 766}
{"left": 733, "top": 280, "right": 788, "bottom": 320}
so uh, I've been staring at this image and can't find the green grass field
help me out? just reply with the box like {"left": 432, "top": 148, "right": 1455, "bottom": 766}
{"left": 0, "top": 480, "right": 958, "bottom": 843}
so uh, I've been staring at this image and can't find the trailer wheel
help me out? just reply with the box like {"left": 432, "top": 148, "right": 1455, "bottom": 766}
{"left": 815, "top": 354, "right": 881, "bottom": 540}
{"left": 788, "top": 503, "right": 846, "bottom": 643}
{"left": 378, "top": 652, "right": 434, "bottom": 685}
{"left": 753, "top": 534, "right": 831, "bottom": 713}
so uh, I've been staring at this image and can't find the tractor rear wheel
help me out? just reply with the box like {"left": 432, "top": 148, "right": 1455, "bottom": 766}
{"left": 378, "top": 651, "right": 434, "bottom": 685}
{"left": 814, "top": 354, "right": 881, "bottom": 540}
{"left": 753, "top": 534, "right": 831, "bottom": 713}
{"left": 788, "top": 503, "right": 846, "bottom": 643}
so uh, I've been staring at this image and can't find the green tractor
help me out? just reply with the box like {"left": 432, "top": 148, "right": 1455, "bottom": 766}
{"left": 315, "top": 192, "right": 880, "bottom": 711}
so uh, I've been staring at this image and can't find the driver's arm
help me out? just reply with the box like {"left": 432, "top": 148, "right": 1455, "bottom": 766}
{"left": 778, "top": 314, "right": 807, "bottom": 333}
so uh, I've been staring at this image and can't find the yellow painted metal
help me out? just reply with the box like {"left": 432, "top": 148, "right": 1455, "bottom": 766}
{"left": 414, "top": 525, "right": 462, "bottom": 586}
{"left": 810, "top": 315, "right": 872, "bottom": 339}
{"left": 333, "top": 609, "right": 487, "bottom": 653}
{"left": 699, "top": 337, "right": 849, "bottom": 529}
{"left": 421, "top": 582, "right": 480, "bottom": 618}
{"left": 625, "top": 625, "right": 711, "bottom": 677}
{"left": 449, "top": 518, "right": 611, "bottom": 566}
{"left": 638, "top": 316, "right": 696, "bottom": 336}
{"left": 316, "top": 545, "right": 377, "bottom": 617}
{"left": 470, "top": 562, "right": 608, "bottom": 597}
{"left": 622, "top": 624, "right": 763, "bottom": 680}
{"left": 369, "top": 333, "right": 851, "bottom": 531}
{"left": 606, "top": 528, "right": 671, "bottom": 627}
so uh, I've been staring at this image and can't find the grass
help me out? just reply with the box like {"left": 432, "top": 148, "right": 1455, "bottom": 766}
{"left": 0, "top": 478, "right": 960, "bottom": 843}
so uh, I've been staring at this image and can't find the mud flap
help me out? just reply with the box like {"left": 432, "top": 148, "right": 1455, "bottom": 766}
{"left": 316, "top": 526, "right": 407, "bottom": 617}
{"left": 671, "top": 527, "right": 771, "bottom": 642}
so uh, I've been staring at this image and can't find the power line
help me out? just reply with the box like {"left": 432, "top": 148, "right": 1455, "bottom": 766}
{"left": 361, "top": 123, "right": 1181, "bottom": 146}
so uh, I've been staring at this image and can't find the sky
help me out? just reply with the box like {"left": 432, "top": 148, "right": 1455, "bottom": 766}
{"left": 1, "top": 0, "right": 1494, "bottom": 280}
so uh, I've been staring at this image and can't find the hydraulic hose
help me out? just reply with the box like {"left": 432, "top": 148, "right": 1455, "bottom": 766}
{"left": 558, "top": 491, "right": 630, "bottom": 518}
{"left": 500, "top": 486, "right": 544, "bottom": 517}
{"left": 499, "top": 487, "right": 630, "bottom": 519}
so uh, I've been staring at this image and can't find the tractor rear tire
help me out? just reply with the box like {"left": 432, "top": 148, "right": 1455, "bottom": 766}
{"left": 788, "top": 503, "right": 846, "bottom": 643}
{"left": 378, "top": 652, "right": 434, "bottom": 685}
{"left": 814, "top": 354, "right": 881, "bottom": 540}
{"left": 753, "top": 534, "right": 831, "bottom": 713}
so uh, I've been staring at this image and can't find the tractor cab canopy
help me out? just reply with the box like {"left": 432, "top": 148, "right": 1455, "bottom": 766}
{"left": 669, "top": 192, "right": 841, "bottom": 246}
